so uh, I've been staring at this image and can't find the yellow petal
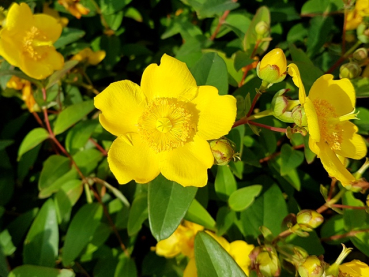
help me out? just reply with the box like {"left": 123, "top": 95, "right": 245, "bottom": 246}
{"left": 4, "top": 3, "right": 34, "bottom": 31}
{"left": 89, "top": 50, "right": 106, "bottom": 65}
{"left": 107, "top": 134, "right": 160, "bottom": 184}
{"left": 33, "top": 14, "right": 62, "bottom": 43}
{"left": 155, "top": 231, "right": 182, "bottom": 258}
{"left": 340, "top": 260, "right": 369, "bottom": 277}
{"left": 318, "top": 141, "right": 356, "bottom": 186}
{"left": 335, "top": 121, "right": 367, "bottom": 160}
{"left": 304, "top": 97, "right": 320, "bottom": 142}
{"left": 94, "top": 80, "right": 147, "bottom": 136}
{"left": 160, "top": 135, "right": 213, "bottom": 187}
{"left": 183, "top": 258, "right": 198, "bottom": 277}
{"left": 191, "top": 86, "right": 236, "bottom": 140}
{"left": 308, "top": 135, "right": 321, "bottom": 156}
{"left": 141, "top": 54, "right": 197, "bottom": 101}
{"left": 229, "top": 241, "right": 254, "bottom": 276}
{"left": 287, "top": 63, "right": 306, "bottom": 104}
{"left": 308, "top": 75, "right": 355, "bottom": 116}
{"left": 205, "top": 231, "right": 230, "bottom": 252}
{"left": 0, "top": 29, "right": 22, "bottom": 67}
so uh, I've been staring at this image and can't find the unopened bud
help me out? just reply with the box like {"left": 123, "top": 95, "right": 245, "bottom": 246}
{"left": 257, "top": 48, "right": 287, "bottom": 84}
{"left": 257, "top": 251, "right": 281, "bottom": 277}
{"left": 255, "top": 21, "right": 269, "bottom": 36}
{"left": 296, "top": 210, "right": 324, "bottom": 230}
{"left": 339, "top": 62, "right": 362, "bottom": 79}
{"left": 209, "top": 138, "right": 237, "bottom": 166}
{"left": 286, "top": 126, "right": 308, "bottom": 139}
{"left": 357, "top": 23, "right": 369, "bottom": 43}
{"left": 297, "top": 256, "right": 324, "bottom": 277}
{"left": 292, "top": 105, "right": 308, "bottom": 127}
{"left": 353, "top": 48, "right": 368, "bottom": 63}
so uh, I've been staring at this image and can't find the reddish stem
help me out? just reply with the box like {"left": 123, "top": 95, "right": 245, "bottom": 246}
{"left": 248, "top": 121, "right": 287, "bottom": 133}
{"left": 246, "top": 92, "right": 262, "bottom": 117}
{"left": 327, "top": 178, "right": 337, "bottom": 201}
{"left": 210, "top": 10, "right": 231, "bottom": 41}
{"left": 32, "top": 112, "right": 44, "bottom": 127}
{"left": 325, "top": 56, "right": 346, "bottom": 74}
{"left": 89, "top": 138, "right": 107, "bottom": 156}
{"left": 331, "top": 204, "right": 367, "bottom": 210}
{"left": 321, "top": 229, "right": 369, "bottom": 242}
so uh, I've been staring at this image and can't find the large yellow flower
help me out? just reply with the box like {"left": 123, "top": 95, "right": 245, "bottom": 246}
{"left": 94, "top": 54, "right": 236, "bottom": 187}
{"left": 339, "top": 260, "right": 369, "bottom": 277}
{"left": 0, "top": 3, "right": 64, "bottom": 80}
{"left": 346, "top": 0, "right": 369, "bottom": 31}
{"left": 288, "top": 64, "right": 367, "bottom": 186}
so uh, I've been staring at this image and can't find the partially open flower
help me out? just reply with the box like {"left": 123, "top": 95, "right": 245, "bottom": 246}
{"left": 257, "top": 48, "right": 287, "bottom": 85}
{"left": 72, "top": 48, "right": 106, "bottom": 66}
{"left": 6, "top": 76, "right": 40, "bottom": 112}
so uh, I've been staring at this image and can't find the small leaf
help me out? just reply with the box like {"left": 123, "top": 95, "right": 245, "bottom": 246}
{"left": 65, "top": 119, "right": 99, "bottom": 154}
{"left": 214, "top": 166, "right": 237, "bottom": 201}
{"left": 46, "top": 60, "right": 79, "bottom": 90}
{"left": 54, "top": 28, "right": 86, "bottom": 49}
{"left": 114, "top": 255, "right": 137, "bottom": 277}
{"left": 187, "top": 0, "right": 239, "bottom": 19}
{"left": 8, "top": 265, "right": 75, "bottom": 277}
{"left": 280, "top": 144, "right": 304, "bottom": 176}
{"left": 127, "top": 194, "right": 148, "bottom": 236}
{"left": 216, "top": 207, "right": 235, "bottom": 236}
{"left": 185, "top": 199, "right": 216, "bottom": 230}
{"left": 148, "top": 175, "right": 197, "bottom": 241}
{"left": 228, "top": 185, "right": 263, "bottom": 211}
{"left": 18, "top": 128, "right": 49, "bottom": 160}
{"left": 0, "top": 140, "right": 13, "bottom": 151}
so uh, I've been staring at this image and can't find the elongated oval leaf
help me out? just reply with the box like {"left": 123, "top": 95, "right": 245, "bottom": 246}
{"left": 46, "top": 60, "right": 79, "bottom": 89}
{"left": 185, "top": 199, "right": 216, "bottom": 230}
{"left": 195, "top": 232, "right": 246, "bottom": 277}
{"left": 228, "top": 185, "right": 263, "bottom": 211}
{"left": 148, "top": 174, "right": 197, "bottom": 241}
{"left": 18, "top": 128, "right": 49, "bottom": 160}
{"left": 214, "top": 166, "right": 237, "bottom": 201}
{"left": 23, "top": 199, "right": 58, "bottom": 267}
{"left": 53, "top": 100, "right": 94, "bottom": 135}
{"left": 127, "top": 194, "right": 148, "bottom": 236}
{"left": 62, "top": 203, "right": 103, "bottom": 266}
{"left": 9, "top": 265, "right": 75, "bottom": 277}
{"left": 114, "top": 255, "right": 137, "bottom": 277}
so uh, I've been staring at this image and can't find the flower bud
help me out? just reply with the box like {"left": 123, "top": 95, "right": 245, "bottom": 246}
{"left": 255, "top": 21, "right": 269, "bottom": 36}
{"left": 339, "top": 62, "right": 362, "bottom": 79}
{"left": 357, "top": 22, "right": 369, "bottom": 43}
{"left": 271, "top": 89, "right": 299, "bottom": 123}
{"left": 292, "top": 105, "right": 308, "bottom": 127}
{"left": 256, "top": 251, "right": 281, "bottom": 277}
{"left": 353, "top": 48, "right": 368, "bottom": 63}
{"left": 286, "top": 126, "right": 308, "bottom": 139}
{"left": 297, "top": 256, "right": 324, "bottom": 277}
{"left": 209, "top": 138, "right": 237, "bottom": 166}
{"left": 257, "top": 48, "right": 287, "bottom": 84}
{"left": 296, "top": 210, "right": 324, "bottom": 230}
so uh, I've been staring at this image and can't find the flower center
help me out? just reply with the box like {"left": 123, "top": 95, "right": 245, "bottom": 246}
{"left": 23, "top": 26, "right": 52, "bottom": 61}
{"left": 138, "top": 98, "right": 195, "bottom": 153}
{"left": 312, "top": 99, "right": 343, "bottom": 151}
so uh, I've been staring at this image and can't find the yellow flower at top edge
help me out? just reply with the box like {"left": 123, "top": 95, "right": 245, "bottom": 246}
{"left": 339, "top": 260, "right": 369, "bottom": 277}
{"left": 94, "top": 54, "right": 237, "bottom": 187}
{"left": 346, "top": 0, "right": 369, "bottom": 30}
{"left": 43, "top": 3, "right": 69, "bottom": 27}
{"left": 7, "top": 76, "right": 39, "bottom": 113}
{"left": 58, "top": 0, "right": 89, "bottom": 19}
{"left": 0, "top": 3, "right": 64, "bottom": 80}
{"left": 288, "top": 64, "right": 367, "bottom": 186}
{"left": 71, "top": 48, "right": 106, "bottom": 66}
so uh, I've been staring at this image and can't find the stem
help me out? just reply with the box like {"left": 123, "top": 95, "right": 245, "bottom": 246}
{"left": 246, "top": 92, "right": 262, "bottom": 117}
{"left": 316, "top": 188, "right": 347, "bottom": 214}
{"left": 327, "top": 178, "right": 337, "bottom": 201}
{"left": 210, "top": 10, "right": 231, "bottom": 41}
{"left": 326, "top": 40, "right": 362, "bottom": 74}
{"left": 32, "top": 112, "right": 44, "bottom": 127}
{"left": 89, "top": 138, "right": 107, "bottom": 156}
{"left": 331, "top": 204, "right": 367, "bottom": 210}
{"left": 248, "top": 121, "right": 287, "bottom": 133}
{"left": 259, "top": 144, "right": 304, "bottom": 163}
{"left": 321, "top": 229, "right": 369, "bottom": 242}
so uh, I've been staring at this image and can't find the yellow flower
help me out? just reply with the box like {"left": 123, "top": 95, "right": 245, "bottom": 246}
{"left": 6, "top": 76, "right": 39, "bottom": 112}
{"left": 257, "top": 48, "right": 287, "bottom": 84}
{"left": 43, "top": 3, "right": 69, "bottom": 27}
{"left": 94, "top": 54, "right": 236, "bottom": 187}
{"left": 58, "top": 0, "right": 90, "bottom": 19}
{"left": 71, "top": 48, "right": 106, "bottom": 65}
{"left": 229, "top": 240, "right": 255, "bottom": 276}
{"left": 346, "top": 0, "right": 369, "bottom": 30}
{"left": 288, "top": 64, "right": 367, "bottom": 186}
{"left": 339, "top": 260, "right": 369, "bottom": 277}
{"left": 0, "top": 3, "right": 64, "bottom": 80}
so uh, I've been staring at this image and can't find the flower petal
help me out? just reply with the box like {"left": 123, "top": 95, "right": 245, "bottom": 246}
{"left": 183, "top": 258, "right": 198, "bottom": 277}
{"left": 0, "top": 30, "right": 22, "bottom": 67}
{"left": 94, "top": 80, "right": 146, "bottom": 136}
{"left": 335, "top": 121, "right": 367, "bottom": 160}
{"left": 305, "top": 97, "right": 320, "bottom": 142}
{"left": 108, "top": 134, "right": 160, "bottom": 184}
{"left": 191, "top": 86, "right": 236, "bottom": 140}
{"left": 34, "top": 14, "right": 62, "bottom": 43}
{"left": 5, "top": 3, "right": 34, "bottom": 31}
{"left": 318, "top": 141, "right": 356, "bottom": 186}
{"left": 229, "top": 241, "right": 254, "bottom": 276}
{"left": 287, "top": 63, "right": 306, "bottom": 104}
{"left": 308, "top": 74, "right": 355, "bottom": 116}
{"left": 141, "top": 54, "right": 197, "bottom": 101}
{"left": 160, "top": 135, "right": 213, "bottom": 187}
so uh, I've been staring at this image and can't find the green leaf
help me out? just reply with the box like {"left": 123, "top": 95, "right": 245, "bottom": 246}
{"left": 18, "top": 128, "right": 49, "bottom": 160}
{"left": 320, "top": 215, "right": 349, "bottom": 245}
{"left": 286, "top": 230, "right": 324, "bottom": 256}
{"left": 342, "top": 191, "right": 369, "bottom": 230}
{"left": 240, "top": 184, "right": 288, "bottom": 237}
{"left": 65, "top": 119, "right": 99, "bottom": 153}
{"left": 73, "top": 149, "right": 103, "bottom": 175}
{"left": 195, "top": 232, "right": 246, "bottom": 277}
{"left": 216, "top": 207, "right": 235, "bottom": 236}
{"left": 0, "top": 140, "right": 13, "bottom": 151}
{"left": 351, "top": 231, "right": 369, "bottom": 257}
{"left": 127, "top": 194, "right": 148, "bottom": 236}
{"left": 234, "top": 51, "right": 255, "bottom": 72}
{"left": 301, "top": 0, "right": 343, "bottom": 14}
{"left": 190, "top": 52, "right": 229, "bottom": 95}
{"left": 6, "top": 208, "right": 38, "bottom": 247}
{"left": 53, "top": 100, "right": 94, "bottom": 135}
{"left": 304, "top": 135, "right": 316, "bottom": 164}
{"left": 104, "top": 11, "right": 124, "bottom": 31}
{"left": 185, "top": 199, "right": 216, "bottom": 230}
{"left": 148, "top": 175, "right": 197, "bottom": 241}
{"left": 114, "top": 255, "right": 137, "bottom": 277}
{"left": 8, "top": 265, "right": 75, "bottom": 277}
{"left": 306, "top": 16, "right": 334, "bottom": 58}
{"left": 100, "top": 0, "right": 132, "bottom": 15}
{"left": 62, "top": 203, "right": 103, "bottom": 266}
{"left": 228, "top": 185, "right": 263, "bottom": 211}
{"left": 46, "top": 60, "right": 79, "bottom": 90}
{"left": 187, "top": 0, "right": 239, "bottom": 19}
{"left": 280, "top": 144, "right": 304, "bottom": 176}
{"left": 0, "top": 230, "right": 16, "bottom": 256}
{"left": 100, "top": 35, "right": 121, "bottom": 70}
{"left": 23, "top": 199, "right": 58, "bottom": 267}
{"left": 351, "top": 78, "right": 369, "bottom": 98}
{"left": 54, "top": 28, "right": 86, "bottom": 49}
{"left": 214, "top": 166, "right": 237, "bottom": 201}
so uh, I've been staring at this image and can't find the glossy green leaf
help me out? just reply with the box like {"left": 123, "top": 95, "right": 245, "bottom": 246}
{"left": 127, "top": 194, "right": 148, "bottom": 236}
{"left": 53, "top": 100, "right": 94, "bottom": 135}
{"left": 104, "top": 11, "right": 124, "bottom": 31}
{"left": 8, "top": 265, "right": 75, "bottom": 277}
{"left": 306, "top": 16, "right": 333, "bottom": 58}
{"left": 73, "top": 149, "right": 103, "bottom": 175}
{"left": 65, "top": 119, "right": 99, "bottom": 153}
{"left": 6, "top": 208, "right": 38, "bottom": 247}
{"left": 351, "top": 231, "right": 369, "bottom": 257}
{"left": 46, "top": 60, "right": 79, "bottom": 90}
{"left": 228, "top": 185, "right": 262, "bottom": 211}
{"left": 100, "top": 0, "right": 132, "bottom": 15}
{"left": 351, "top": 78, "right": 369, "bottom": 98}
{"left": 187, "top": 0, "right": 239, "bottom": 19}
{"left": 280, "top": 144, "right": 304, "bottom": 176}
{"left": 286, "top": 230, "right": 324, "bottom": 256}
{"left": 18, "top": 128, "right": 49, "bottom": 160}
{"left": 62, "top": 203, "right": 103, "bottom": 266}
{"left": 195, "top": 232, "right": 246, "bottom": 277}
{"left": 216, "top": 207, "right": 235, "bottom": 236}
{"left": 54, "top": 28, "right": 85, "bottom": 49}
{"left": 23, "top": 199, "right": 58, "bottom": 267}
{"left": 0, "top": 230, "right": 16, "bottom": 256}
{"left": 342, "top": 191, "right": 369, "bottom": 230}
{"left": 320, "top": 215, "right": 349, "bottom": 245}
{"left": 185, "top": 199, "right": 216, "bottom": 230}
{"left": 114, "top": 255, "right": 137, "bottom": 277}
{"left": 214, "top": 166, "right": 237, "bottom": 201}
{"left": 148, "top": 174, "right": 197, "bottom": 241}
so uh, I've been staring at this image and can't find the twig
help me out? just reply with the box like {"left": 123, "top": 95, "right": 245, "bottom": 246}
{"left": 89, "top": 138, "right": 107, "bottom": 156}
{"left": 321, "top": 229, "right": 369, "bottom": 242}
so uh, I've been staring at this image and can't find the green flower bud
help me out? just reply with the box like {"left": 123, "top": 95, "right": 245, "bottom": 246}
{"left": 255, "top": 21, "right": 269, "bottom": 36}
{"left": 297, "top": 256, "right": 324, "bottom": 277}
{"left": 286, "top": 126, "right": 308, "bottom": 139}
{"left": 353, "top": 48, "right": 368, "bottom": 63}
{"left": 257, "top": 48, "right": 287, "bottom": 84}
{"left": 358, "top": 22, "right": 369, "bottom": 43}
{"left": 271, "top": 89, "right": 299, "bottom": 123}
{"left": 296, "top": 210, "right": 324, "bottom": 230}
{"left": 209, "top": 138, "right": 237, "bottom": 166}
{"left": 292, "top": 105, "right": 308, "bottom": 127}
{"left": 256, "top": 251, "right": 281, "bottom": 277}
{"left": 339, "top": 62, "right": 362, "bottom": 79}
